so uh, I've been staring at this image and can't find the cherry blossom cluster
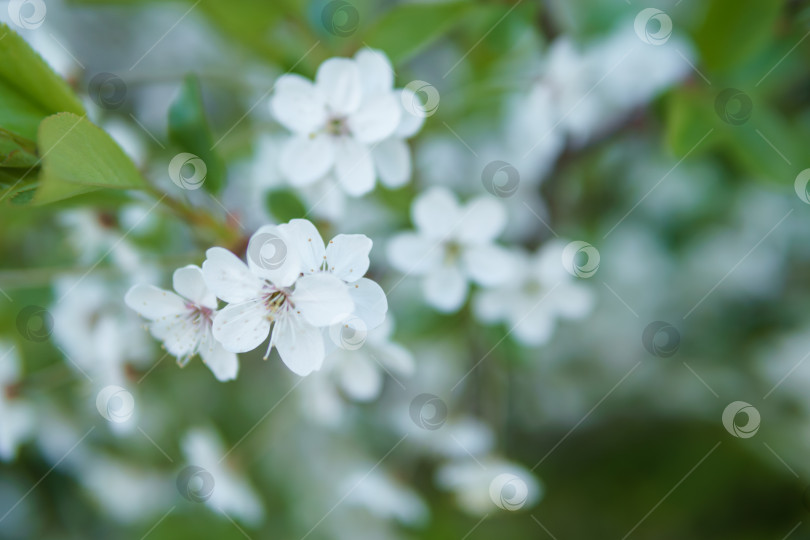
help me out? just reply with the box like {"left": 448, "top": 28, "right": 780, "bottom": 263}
{"left": 125, "top": 219, "right": 386, "bottom": 381}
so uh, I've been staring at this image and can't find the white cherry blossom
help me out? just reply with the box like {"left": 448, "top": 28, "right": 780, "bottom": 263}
{"left": 125, "top": 265, "right": 238, "bottom": 381}
{"left": 473, "top": 241, "right": 594, "bottom": 346}
{"left": 202, "top": 221, "right": 357, "bottom": 376}
{"left": 387, "top": 187, "right": 514, "bottom": 312}
{"left": 270, "top": 48, "right": 416, "bottom": 196}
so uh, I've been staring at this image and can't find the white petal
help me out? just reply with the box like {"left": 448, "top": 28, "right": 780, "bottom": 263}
{"left": 202, "top": 247, "right": 264, "bottom": 303}
{"left": 354, "top": 48, "right": 394, "bottom": 97}
{"left": 347, "top": 278, "right": 387, "bottom": 330}
{"left": 423, "top": 265, "right": 468, "bottom": 312}
{"left": 335, "top": 137, "right": 375, "bottom": 196}
{"left": 150, "top": 316, "right": 200, "bottom": 357}
{"left": 386, "top": 232, "right": 441, "bottom": 275}
{"left": 463, "top": 244, "right": 515, "bottom": 287}
{"left": 272, "top": 314, "right": 325, "bottom": 376}
{"left": 173, "top": 265, "right": 217, "bottom": 309}
{"left": 124, "top": 284, "right": 187, "bottom": 320}
{"left": 245, "top": 225, "right": 302, "bottom": 288}
{"left": 456, "top": 196, "right": 507, "bottom": 245}
{"left": 270, "top": 74, "right": 327, "bottom": 134}
{"left": 336, "top": 353, "right": 382, "bottom": 401}
{"left": 315, "top": 58, "right": 362, "bottom": 115}
{"left": 347, "top": 93, "right": 401, "bottom": 144}
{"left": 372, "top": 138, "right": 411, "bottom": 188}
{"left": 279, "top": 134, "right": 336, "bottom": 186}
{"left": 199, "top": 336, "right": 239, "bottom": 381}
{"left": 325, "top": 234, "right": 372, "bottom": 282}
{"left": 413, "top": 187, "right": 461, "bottom": 240}
{"left": 282, "top": 219, "right": 325, "bottom": 275}
{"left": 292, "top": 273, "right": 354, "bottom": 327}
{"left": 212, "top": 300, "right": 271, "bottom": 353}
{"left": 395, "top": 88, "right": 426, "bottom": 138}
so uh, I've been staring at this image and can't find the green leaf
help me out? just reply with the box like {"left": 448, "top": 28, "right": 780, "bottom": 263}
{"left": 266, "top": 188, "right": 306, "bottom": 222}
{"left": 168, "top": 75, "right": 226, "bottom": 194}
{"left": 0, "top": 129, "right": 37, "bottom": 168}
{"left": 693, "top": 0, "right": 784, "bottom": 71}
{"left": 364, "top": 0, "right": 475, "bottom": 64}
{"left": 0, "top": 24, "right": 85, "bottom": 116}
{"left": 32, "top": 113, "right": 147, "bottom": 205}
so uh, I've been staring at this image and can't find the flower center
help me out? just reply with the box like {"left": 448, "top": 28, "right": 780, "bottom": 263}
{"left": 326, "top": 116, "right": 350, "bottom": 136}
{"left": 444, "top": 241, "right": 463, "bottom": 265}
{"left": 263, "top": 288, "right": 292, "bottom": 319}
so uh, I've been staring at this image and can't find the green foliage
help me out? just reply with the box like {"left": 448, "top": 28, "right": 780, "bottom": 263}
{"left": 168, "top": 75, "right": 226, "bottom": 194}
{"left": 265, "top": 187, "right": 307, "bottom": 222}
{"left": 364, "top": 0, "right": 475, "bottom": 64}
{"left": 34, "top": 113, "right": 147, "bottom": 204}
{"left": 693, "top": 0, "right": 784, "bottom": 72}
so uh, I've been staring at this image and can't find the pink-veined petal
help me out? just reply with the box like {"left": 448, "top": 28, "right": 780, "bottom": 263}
{"left": 173, "top": 265, "right": 217, "bottom": 309}
{"left": 125, "top": 284, "right": 187, "bottom": 320}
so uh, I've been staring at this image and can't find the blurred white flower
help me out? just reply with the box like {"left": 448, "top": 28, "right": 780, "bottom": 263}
{"left": 203, "top": 220, "right": 368, "bottom": 376}
{"left": 0, "top": 343, "right": 34, "bottom": 462}
{"left": 387, "top": 187, "right": 513, "bottom": 312}
{"left": 342, "top": 467, "right": 428, "bottom": 525}
{"left": 436, "top": 457, "right": 542, "bottom": 515}
{"left": 181, "top": 427, "right": 264, "bottom": 525}
{"left": 474, "top": 241, "right": 594, "bottom": 346}
{"left": 270, "top": 48, "right": 416, "bottom": 196}
{"left": 125, "top": 265, "right": 238, "bottom": 382}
